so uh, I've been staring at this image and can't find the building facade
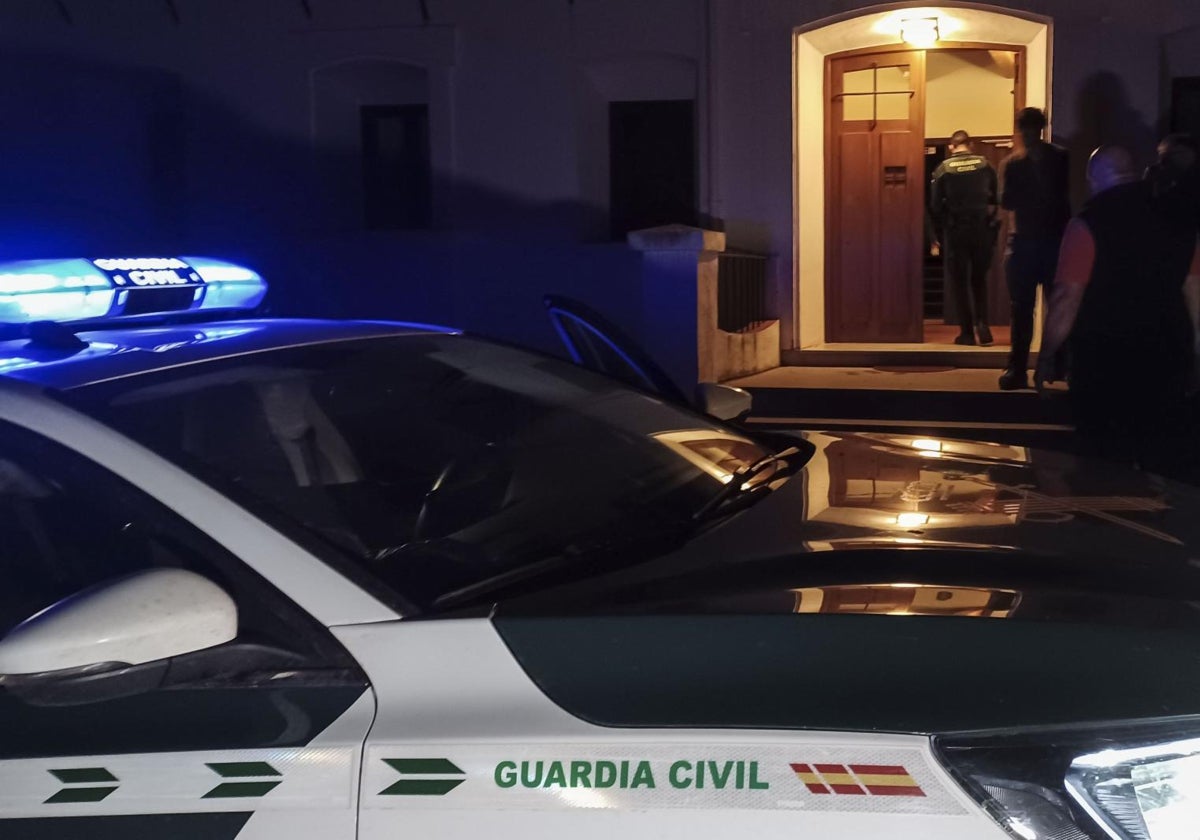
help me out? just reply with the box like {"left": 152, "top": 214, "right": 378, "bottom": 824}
{"left": 2, "top": 0, "right": 1200, "bottom": 374}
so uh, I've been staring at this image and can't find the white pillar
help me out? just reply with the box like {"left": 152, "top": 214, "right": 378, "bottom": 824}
{"left": 628, "top": 224, "right": 726, "bottom": 392}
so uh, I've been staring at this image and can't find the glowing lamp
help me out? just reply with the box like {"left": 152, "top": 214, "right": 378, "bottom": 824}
{"left": 900, "top": 17, "right": 940, "bottom": 48}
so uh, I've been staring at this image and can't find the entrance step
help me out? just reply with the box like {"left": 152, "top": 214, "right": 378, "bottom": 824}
{"left": 784, "top": 346, "right": 1023, "bottom": 370}
{"left": 728, "top": 366, "right": 1072, "bottom": 449}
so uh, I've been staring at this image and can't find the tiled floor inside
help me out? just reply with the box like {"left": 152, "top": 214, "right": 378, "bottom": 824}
{"left": 922, "top": 322, "right": 1012, "bottom": 346}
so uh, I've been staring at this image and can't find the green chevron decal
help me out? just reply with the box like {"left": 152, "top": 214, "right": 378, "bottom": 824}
{"left": 46, "top": 768, "right": 118, "bottom": 803}
{"left": 380, "top": 758, "right": 466, "bottom": 796}
{"left": 203, "top": 762, "right": 282, "bottom": 799}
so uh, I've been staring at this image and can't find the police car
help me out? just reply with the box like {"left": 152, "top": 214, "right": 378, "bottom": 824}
{"left": 0, "top": 256, "right": 1197, "bottom": 840}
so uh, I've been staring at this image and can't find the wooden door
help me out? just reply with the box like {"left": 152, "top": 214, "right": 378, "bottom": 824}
{"left": 826, "top": 52, "right": 927, "bottom": 343}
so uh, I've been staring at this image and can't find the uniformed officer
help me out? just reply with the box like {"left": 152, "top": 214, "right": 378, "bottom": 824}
{"left": 930, "top": 130, "right": 999, "bottom": 346}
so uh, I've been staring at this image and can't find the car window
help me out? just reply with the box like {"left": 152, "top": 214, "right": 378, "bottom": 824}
{"left": 0, "top": 420, "right": 346, "bottom": 667}
{"left": 68, "top": 335, "right": 769, "bottom": 612}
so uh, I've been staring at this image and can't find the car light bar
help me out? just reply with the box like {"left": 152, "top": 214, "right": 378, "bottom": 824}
{"left": 936, "top": 719, "right": 1200, "bottom": 840}
{"left": 0, "top": 256, "right": 267, "bottom": 325}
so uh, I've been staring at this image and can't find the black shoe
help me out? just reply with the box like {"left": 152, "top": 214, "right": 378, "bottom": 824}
{"left": 998, "top": 368, "right": 1029, "bottom": 391}
{"left": 954, "top": 333, "right": 976, "bottom": 346}
{"left": 976, "top": 323, "right": 994, "bottom": 347}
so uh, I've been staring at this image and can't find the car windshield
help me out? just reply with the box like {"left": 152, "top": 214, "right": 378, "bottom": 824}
{"left": 65, "top": 334, "right": 772, "bottom": 611}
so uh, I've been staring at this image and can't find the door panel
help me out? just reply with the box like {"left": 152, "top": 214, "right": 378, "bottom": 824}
{"left": 879, "top": 129, "right": 923, "bottom": 338}
{"left": 345, "top": 619, "right": 993, "bottom": 840}
{"left": 835, "top": 131, "right": 875, "bottom": 335}
{"left": 827, "top": 52, "right": 926, "bottom": 343}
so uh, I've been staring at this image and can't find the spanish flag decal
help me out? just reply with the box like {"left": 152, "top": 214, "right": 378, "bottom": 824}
{"left": 788, "top": 763, "right": 925, "bottom": 797}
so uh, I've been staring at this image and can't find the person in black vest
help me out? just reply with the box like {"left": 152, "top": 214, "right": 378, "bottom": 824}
{"left": 999, "top": 107, "right": 1071, "bottom": 390}
{"left": 1146, "top": 133, "right": 1200, "bottom": 228}
{"left": 1035, "top": 145, "right": 1199, "bottom": 470}
{"left": 930, "top": 130, "right": 998, "bottom": 345}
{"left": 1147, "top": 134, "right": 1200, "bottom": 370}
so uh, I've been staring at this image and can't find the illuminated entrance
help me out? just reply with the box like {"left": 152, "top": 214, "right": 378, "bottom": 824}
{"left": 793, "top": 5, "right": 1051, "bottom": 354}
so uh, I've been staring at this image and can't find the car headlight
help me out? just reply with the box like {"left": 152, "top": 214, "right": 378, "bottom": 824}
{"left": 935, "top": 719, "right": 1200, "bottom": 840}
{"left": 1068, "top": 738, "right": 1200, "bottom": 840}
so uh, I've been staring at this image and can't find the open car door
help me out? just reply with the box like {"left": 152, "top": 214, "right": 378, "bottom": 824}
{"left": 543, "top": 294, "right": 690, "bottom": 404}
{"left": 543, "top": 294, "right": 751, "bottom": 421}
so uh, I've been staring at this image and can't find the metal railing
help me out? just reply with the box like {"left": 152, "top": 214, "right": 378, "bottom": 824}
{"left": 717, "top": 251, "right": 769, "bottom": 332}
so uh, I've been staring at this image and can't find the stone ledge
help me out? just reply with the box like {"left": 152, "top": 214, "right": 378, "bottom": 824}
{"left": 627, "top": 224, "right": 726, "bottom": 254}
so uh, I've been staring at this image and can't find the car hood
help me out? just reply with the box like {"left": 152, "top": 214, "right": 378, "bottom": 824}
{"left": 501, "top": 430, "right": 1200, "bottom": 627}
{"left": 754, "top": 430, "right": 1199, "bottom": 561}
{"left": 493, "top": 432, "right": 1200, "bottom": 733}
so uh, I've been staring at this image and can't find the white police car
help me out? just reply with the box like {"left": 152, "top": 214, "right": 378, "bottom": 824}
{"left": 0, "top": 256, "right": 1198, "bottom": 840}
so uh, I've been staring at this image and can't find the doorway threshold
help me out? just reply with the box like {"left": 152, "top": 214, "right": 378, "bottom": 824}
{"left": 784, "top": 343, "right": 1023, "bottom": 369}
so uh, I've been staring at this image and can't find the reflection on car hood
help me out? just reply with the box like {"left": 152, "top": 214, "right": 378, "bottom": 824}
{"left": 794, "top": 431, "right": 1192, "bottom": 553}
{"left": 501, "top": 430, "right": 1200, "bottom": 629}
{"left": 495, "top": 432, "right": 1200, "bottom": 735}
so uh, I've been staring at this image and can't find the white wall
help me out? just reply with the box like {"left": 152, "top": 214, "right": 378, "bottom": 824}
{"left": 1165, "top": 27, "right": 1200, "bottom": 79}
{"left": 925, "top": 50, "right": 1016, "bottom": 139}
{"left": 0, "top": 0, "right": 706, "bottom": 351}
{"left": 0, "top": 0, "right": 1192, "bottom": 356}
{"left": 0, "top": 0, "right": 706, "bottom": 243}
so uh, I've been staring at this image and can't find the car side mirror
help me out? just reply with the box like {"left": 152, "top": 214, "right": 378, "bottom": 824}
{"left": 0, "top": 568, "right": 237, "bottom": 705}
{"left": 695, "top": 382, "right": 753, "bottom": 422}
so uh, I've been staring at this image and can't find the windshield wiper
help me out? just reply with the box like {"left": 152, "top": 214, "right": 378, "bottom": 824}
{"left": 692, "top": 445, "right": 807, "bottom": 522}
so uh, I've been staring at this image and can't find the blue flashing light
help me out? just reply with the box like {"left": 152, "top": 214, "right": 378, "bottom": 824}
{"left": 0, "top": 256, "right": 267, "bottom": 325}
{"left": 0, "top": 259, "right": 115, "bottom": 324}
{"left": 182, "top": 257, "right": 269, "bottom": 312}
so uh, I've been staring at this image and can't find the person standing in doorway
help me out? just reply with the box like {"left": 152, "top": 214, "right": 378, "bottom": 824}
{"left": 1035, "top": 146, "right": 1199, "bottom": 471}
{"left": 930, "top": 130, "right": 999, "bottom": 346}
{"left": 999, "top": 107, "right": 1071, "bottom": 390}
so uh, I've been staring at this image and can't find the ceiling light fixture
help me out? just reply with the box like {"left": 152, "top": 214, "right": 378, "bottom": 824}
{"left": 900, "top": 16, "right": 941, "bottom": 48}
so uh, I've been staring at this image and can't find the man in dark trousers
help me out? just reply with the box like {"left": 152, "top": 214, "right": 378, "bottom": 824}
{"left": 1036, "top": 145, "right": 1199, "bottom": 471}
{"left": 930, "top": 130, "right": 999, "bottom": 345}
{"left": 999, "top": 107, "right": 1071, "bottom": 390}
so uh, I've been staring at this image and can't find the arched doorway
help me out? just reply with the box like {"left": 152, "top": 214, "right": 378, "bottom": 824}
{"left": 793, "top": 4, "right": 1052, "bottom": 352}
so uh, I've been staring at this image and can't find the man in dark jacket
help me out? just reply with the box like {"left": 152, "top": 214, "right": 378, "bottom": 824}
{"left": 1146, "top": 133, "right": 1200, "bottom": 227}
{"left": 999, "top": 107, "right": 1071, "bottom": 390}
{"left": 930, "top": 130, "right": 999, "bottom": 346}
{"left": 1036, "top": 145, "right": 1198, "bottom": 470}
{"left": 1147, "top": 134, "right": 1200, "bottom": 370}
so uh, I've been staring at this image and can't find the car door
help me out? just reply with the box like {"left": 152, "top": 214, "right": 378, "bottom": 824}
{"left": 342, "top": 614, "right": 994, "bottom": 840}
{"left": 544, "top": 295, "right": 754, "bottom": 422}
{"left": 0, "top": 420, "right": 372, "bottom": 840}
{"left": 542, "top": 294, "right": 690, "bottom": 405}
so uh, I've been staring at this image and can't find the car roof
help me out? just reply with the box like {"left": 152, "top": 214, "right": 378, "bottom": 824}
{"left": 0, "top": 317, "right": 457, "bottom": 391}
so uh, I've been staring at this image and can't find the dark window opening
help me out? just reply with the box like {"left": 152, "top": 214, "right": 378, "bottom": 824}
{"left": 609, "top": 99, "right": 697, "bottom": 239}
{"left": 361, "top": 104, "right": 432, "bottom": 230}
